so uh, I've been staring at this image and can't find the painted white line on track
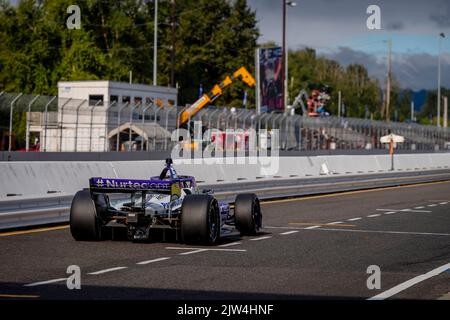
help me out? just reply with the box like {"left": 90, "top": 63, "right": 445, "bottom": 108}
{"left": 347, "top": 217, "right": 362, "bottom": 221}
{"left": 428, "top": 204, "right": 438, "bottom": 207}
{"left": 384, "top": 212, "right": 396, "bottom": 215}
{"left": 136, "top": 257, "right": 171, "bottom": 265}
{"left": 367, "top": 214, "right": 381, "bottom": 218}
{"left": 305, "top": 226, "right": 320, "bottom": 230}
{"left": 312, "top": 228, "right": 450, "bottom": 237}
{"left": 280, "top": 230, "right": 299, "bottom": 235}
{"left": 327, "top": 221, "right": 343, "bottom": 225}
{"left": 377, "top": 208, "right": 431, "bottom": 213}
{"left": 401, "top": 209, "right": 432, "bottom": 213}
{"left": 166, "top": 247, "right": 246, "bottom": 252}
{"left": 368, "top": 262, "right": 450, "bottom": 300}
{"left": 24, "top": 278, "right": 67, "bottom": 287}
{"left": 414, "top": 206, "right": 425, "bottom": 209}
{"left": 249, "top": 236, "right": 272, "bottom": 241}
{"left": 219, "top": 242, "right": 242, "bottom": 247}
{"left": 88, "top": 267, "right": 128, "bottom": 275}
{"left": 179, "top": 249, "right": 208, "bottom": 255}
{"left": 440, "top": 202, "right": 448, "bottom": 205}
{"left": 264, "top": 226, "right": 450, "bottom": 236}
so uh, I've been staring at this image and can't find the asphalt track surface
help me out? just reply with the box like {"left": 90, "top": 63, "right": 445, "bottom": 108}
{"left": 0, "top": 181, "right": 449, "bottom": 300}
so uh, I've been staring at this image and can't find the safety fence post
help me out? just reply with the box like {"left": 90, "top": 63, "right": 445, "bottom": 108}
{"left": 116, "top": 102, "right": 130, "bottom": 152}
{"left": 8, "top": 93, "right": 23, "bottom": 152}
{"left": 103, "top": 101, "right": 117, "bottom": 152}
{"left": 26, "top": 95, "right": 40, "bottom": 152}
{"left": 89, "top": 99, "right": 102, "bottom": 152}
{"left": 43, "top": 96, "right": 56, "bottom": 152}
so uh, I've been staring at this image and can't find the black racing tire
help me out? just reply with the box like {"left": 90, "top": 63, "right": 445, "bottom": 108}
{"left": 234, "top": 193, "right": 262, "bottom": 235}
{"left": 181, "top": 194, "right": 220, "bottom": 245}
{"left": 70, "top": 190, "right": 103, "bottom": 241}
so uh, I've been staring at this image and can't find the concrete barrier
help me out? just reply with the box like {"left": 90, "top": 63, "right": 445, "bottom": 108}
{"left": 1, "top": 153, "right": 450, "bottom": 199}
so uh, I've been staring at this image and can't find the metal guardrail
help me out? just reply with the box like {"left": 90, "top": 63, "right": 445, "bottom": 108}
{"left": 1, "top": 169, "right": 450, "bottom": 230}
{"left": 2, "top": 91, "right": 450, "bottom": 153}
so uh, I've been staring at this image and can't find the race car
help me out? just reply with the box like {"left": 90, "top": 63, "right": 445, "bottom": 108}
{"left": 70, "top": 158, "right": 262, "bottom": 244}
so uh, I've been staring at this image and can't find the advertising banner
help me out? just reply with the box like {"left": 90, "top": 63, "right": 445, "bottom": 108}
{"left": 256, "top": 47, "right": 284, "bottom": 113}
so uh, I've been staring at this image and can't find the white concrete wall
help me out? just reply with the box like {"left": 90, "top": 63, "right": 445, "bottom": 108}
{"left": 1, "top": 154, "right": 449, "bottom": 199}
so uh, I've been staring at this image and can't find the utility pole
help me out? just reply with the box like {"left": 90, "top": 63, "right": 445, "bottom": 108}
{"left": 282, "top": 0, "right": 286, "bottom": 111}
{"left": 444, "top": 96, "right": 448, "bottom": 128}
{"left": 282, "top": 1, "right": 297, "bottom": 111}
{"left": 153, "top": 0, "right": 158, "bottom": 86}
{"left": 338, "top": 90, "right": 342, "bottom": 118}
{"left": 411, "top": 101, "right": 414, "bottom": 122}
{"left": 437, "top": 33, "right": 445, "bottom": 127}
{"left": 170, "top": 0, "right": 176, "bottom": 88}
{"left": 385, "top": 39, "right": 392, "bottom": 123}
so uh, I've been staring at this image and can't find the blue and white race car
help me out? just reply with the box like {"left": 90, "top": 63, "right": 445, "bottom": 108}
{"left": 70, "top": 158, "right": 262, "bottom": 244}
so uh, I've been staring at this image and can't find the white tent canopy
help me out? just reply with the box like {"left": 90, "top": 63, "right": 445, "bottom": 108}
{"left": 108, "top": 122, "right": 171, "bottom": 141}
{"left": 380, "top": 133, "right": 405, "bottom": 144}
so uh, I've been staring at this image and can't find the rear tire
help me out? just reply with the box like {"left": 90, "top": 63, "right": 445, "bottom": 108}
{"left": 181, "top": 194, "right": 220, "bottom": 245}
{"left": 70, "top": 190, "right": 103, "bottom": 241}
{"left": 234, "top": 193, "right": 262, "bottom": 235}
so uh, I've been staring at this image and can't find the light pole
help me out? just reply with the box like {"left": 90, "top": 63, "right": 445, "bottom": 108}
{"left": 153, "top": 0, "right": 158, "bottom": 86}
{"left": 437, "top": 32, "right": 445, "bottom": 127}
{"left": 282, "top": 1, "right": 297, "bottom": 112}
{"left": 170, "top": 0, "right": 176, "bottom": 88}
{"left": 383, "top": 39, "right": 392, "bottom": 122}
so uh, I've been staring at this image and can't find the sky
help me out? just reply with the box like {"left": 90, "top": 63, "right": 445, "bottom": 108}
{"left": 5, "top": 0, "right": 450, "bottom": 90}
{"left": 247, "top": 0, "right": 450, "bottom": 90}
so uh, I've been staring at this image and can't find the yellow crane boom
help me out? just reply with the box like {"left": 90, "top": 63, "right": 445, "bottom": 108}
{"left": 178, "top": 67, "right": 256, "bottom": 127}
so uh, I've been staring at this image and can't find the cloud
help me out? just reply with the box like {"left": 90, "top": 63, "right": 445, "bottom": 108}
{"left": 323, "top": 47, "right": 450, "bottom": 90}
{"left": 430, "top": 2, "right": 450, "bottom": 28}
{"left": 386, "top": 21, "right": 404, "bottom": 31}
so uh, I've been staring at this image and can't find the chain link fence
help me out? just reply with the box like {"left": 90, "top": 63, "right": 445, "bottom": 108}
{"left": 1, "top": 91, "right": 450, "bottom": 152}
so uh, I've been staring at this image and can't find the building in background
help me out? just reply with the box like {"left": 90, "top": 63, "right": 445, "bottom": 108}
{"left": 29, "top": 81, "right": 178, "bottom": 152}
{"left": 58, "top": 81, "right": 177, "bottom": 108}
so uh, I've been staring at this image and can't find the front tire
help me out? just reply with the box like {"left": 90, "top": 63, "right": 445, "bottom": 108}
{"left": 181, "top": 194, "right": 220, "bottom": 244}
{"left": 70, "top": 190, "right": 103, "bottom": 241}
{"left": 234, "top": 193, "right": 262, "bottom": 235}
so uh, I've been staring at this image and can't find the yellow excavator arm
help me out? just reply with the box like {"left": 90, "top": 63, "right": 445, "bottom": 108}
{"left": 178, "top": 67, "right": 255, "bottom": 127}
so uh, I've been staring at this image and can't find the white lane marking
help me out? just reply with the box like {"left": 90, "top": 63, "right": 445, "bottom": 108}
{"left": 367, "top": 214, "right": 381, "bottom": 218}
{"left": 280, "top": 230, "right": 299, "bottom": 235}
{"left": 249, "top": 236, "right": 272, "bottom": 241}
{"left": 179, "top": 249, "right": 208, "bottom": 255}
{"left": 384, "top": 212, "right": 396, "bottom": 215}
{"left": 414, "top": 206, "right": 425, "bottom": 209}
{"left": 368, "top": 263, "right": 450, "bottom": 300}
{"left": 347, "top": 217, "right": 362, "bottom": 221}
{"left": 305, "top": 226, "right": 320, "bottom": 230}
{"left": 24, "top": 278, "right": 67, "bottom": 287}
{"left": 136, "top": 257, "right": 170, "bottom": 265}
{"left": 327, "top": 221, "right": 343, "bottom": 225}
{"left": 88, "top": 267, "right": 128, "bottom": 275}
{"left": 376, "top": 208, "right": 431, "bottom": 213}
{"left": 264, "top": 225, "right": 450, "bottom": 236}
{"left": 311, "top": 228, "right": 450, "bottom": 237}
{"left": 428, "top": 204, "right": 438, "bottom": 207}
{"left": 440, "top": 202, "right": 448, "bottom": 205}
{"left": 219, "top": 242, "right": 242, "bottom": 247}
{"left": 166, "top": 247, "right": 246, "bottom": 252}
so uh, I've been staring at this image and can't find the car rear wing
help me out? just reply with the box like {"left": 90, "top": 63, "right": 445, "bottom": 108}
{"left": 89, "top": 176, "right": 196, "bottom": 193}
